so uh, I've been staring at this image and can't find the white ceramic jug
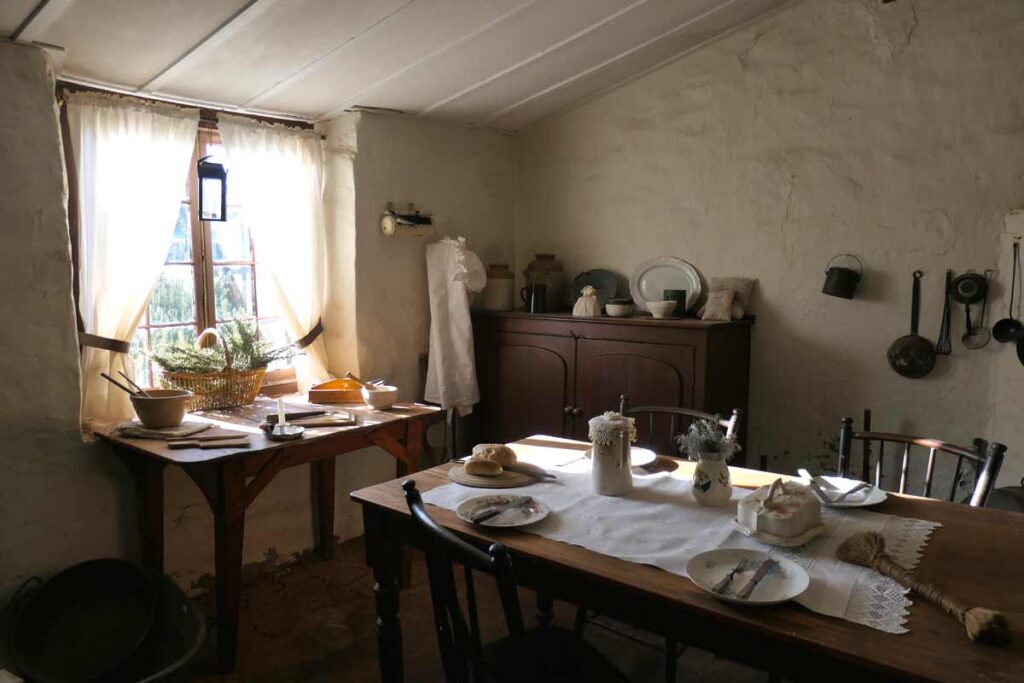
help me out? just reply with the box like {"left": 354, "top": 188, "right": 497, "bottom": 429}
{"left": 588, "top": 412, "right": 635, "bottom": 496}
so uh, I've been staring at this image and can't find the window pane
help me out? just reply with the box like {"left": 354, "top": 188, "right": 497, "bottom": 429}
{"left": 258, "top": 318, "right": 295, "bottom": 370}
{"left": 129, "top": 329, "right": 150, "bottom": 386}
{"left": 165, "top": 204, "right": 191, "bottom": 262}
{"left": 150, "top": 326, "right": 198, "bottom": 381}
{"left": 211, "top": 209, "right": 251, "bottom": 262}
{"left": 149, "top": 265, "right": 197, "bottom": 324}
{"left": 255, "top": 268, "right": 282, "bottom": 319}
{"left": 215, "top": 265, "right": 254, "bottom": 321}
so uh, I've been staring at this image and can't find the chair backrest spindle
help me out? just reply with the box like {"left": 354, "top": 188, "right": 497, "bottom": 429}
{"left": 619, "top": 394, "right": 740, "bottom": 457}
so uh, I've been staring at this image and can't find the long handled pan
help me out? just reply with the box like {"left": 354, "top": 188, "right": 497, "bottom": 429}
{"left": 887, "top": 270, "right": 936, "bottom": 378}
{"left": 993, "top": 240, "right": 1023, "bottom": 343}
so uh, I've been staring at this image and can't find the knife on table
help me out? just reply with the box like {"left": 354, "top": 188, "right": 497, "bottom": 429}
{"left": 470, "top": 496, "right": 533, "bottom": 524}
{"left": 734, "top": 559, "right": 778, "bottom": 600}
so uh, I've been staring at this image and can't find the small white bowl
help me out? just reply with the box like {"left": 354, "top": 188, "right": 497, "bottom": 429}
{"left": 605, "top": 303, "right": 634, "bottom": 317}
{"left": 361, "top": 385, "right": 399, "bottom": 410}
{"left": 646, "top": 300, "right": 677, "bottom": 319}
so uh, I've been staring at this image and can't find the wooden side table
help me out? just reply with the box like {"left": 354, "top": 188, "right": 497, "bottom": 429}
{"left": 93, "top": 399, "right": 443, "bottom": 672}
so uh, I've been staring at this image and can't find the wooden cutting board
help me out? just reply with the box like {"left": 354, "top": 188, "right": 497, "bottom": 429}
{"left": 448, "top": 465, "right": 535, "bottom": 489}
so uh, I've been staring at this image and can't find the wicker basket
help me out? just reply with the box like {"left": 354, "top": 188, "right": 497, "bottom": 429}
{"left": 159, "top": 328, "right": 265, "bottom": 411}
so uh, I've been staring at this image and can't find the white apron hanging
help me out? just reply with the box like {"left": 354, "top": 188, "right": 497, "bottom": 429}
{"left": 425, "top": 237, "right": 486, "bottom": 415}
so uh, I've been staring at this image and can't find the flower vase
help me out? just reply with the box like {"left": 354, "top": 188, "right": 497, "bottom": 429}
{"left": 691, "top": 457, "right": 732, "bottom": 506}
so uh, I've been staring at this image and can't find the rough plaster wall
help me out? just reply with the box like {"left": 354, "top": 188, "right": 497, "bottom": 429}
{"left": 0, "top": 42, "right": 133, "bottom": 598}
{"left": 351, "top": 114, "right": 517, "bottom": 395}
{"left": 515, "top": 0, "right": 1024, "bottom": 484}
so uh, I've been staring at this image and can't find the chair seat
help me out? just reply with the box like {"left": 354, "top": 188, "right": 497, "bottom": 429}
{"left": 482, "top": 626, "right": 628, "bottom": 683}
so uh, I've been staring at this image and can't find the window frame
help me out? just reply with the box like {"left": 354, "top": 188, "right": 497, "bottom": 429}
{"left": 133, "top": 127, "right": 296, "bottom": 395}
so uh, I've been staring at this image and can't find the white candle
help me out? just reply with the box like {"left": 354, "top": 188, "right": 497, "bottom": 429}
{"left": 277, "top": 398, "right": 287, "bottom": 425}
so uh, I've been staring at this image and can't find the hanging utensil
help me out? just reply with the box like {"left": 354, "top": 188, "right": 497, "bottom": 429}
{"left": 935, "top": 269, "right": 953, "bottom": 355}
{"left": 951, "top": 271, "right": 988, "bottom": 339}
{"left": 887, "top": 271, "right": 936, "bottom": 379}
{"left": 962, "top": 270, "right": 993, "bottom": 350}
{"left": 993, "top": 241, "right": 1024, "bottom": 343}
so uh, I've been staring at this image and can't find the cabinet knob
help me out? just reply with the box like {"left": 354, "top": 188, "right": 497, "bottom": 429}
{"left": 564, "top": 406, "right": 573, "bottom": 415}
{"left": 572, "top": 407, "right": 583, "bottom": 417}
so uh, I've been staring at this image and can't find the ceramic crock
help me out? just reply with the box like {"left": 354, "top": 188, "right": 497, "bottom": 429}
{"left": 523, "top": 253, "right": 564, "bottom": 311}
{"left": 479, "top": 263, "right": 514, "bottom": 311}
{"left": 692, "top": 458, "right": 732, "bottom": 507}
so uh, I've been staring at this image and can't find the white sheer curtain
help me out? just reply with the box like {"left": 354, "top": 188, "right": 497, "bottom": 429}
{"left": 67, "top": 92, "right": 199, "bottom": 423}
{"left": 218, "top": 115, "right": 330, "bottom": 390}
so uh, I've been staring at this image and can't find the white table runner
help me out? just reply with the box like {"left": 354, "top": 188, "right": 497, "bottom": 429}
{"left": 423, "top": 456, "right": 940, "bottom": 634}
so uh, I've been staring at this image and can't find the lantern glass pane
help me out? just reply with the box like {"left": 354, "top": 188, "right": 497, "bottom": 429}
{"left": 201, "top": 177, "right": 224, "bottom": 220}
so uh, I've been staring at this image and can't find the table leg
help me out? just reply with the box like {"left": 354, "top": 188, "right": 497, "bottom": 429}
{"left": 311, "top": 458, "right": 337, "bottom": 560}
{"left": 536, "top": 591, "right": 554, "bottom": 628}
{"left": 136, "top": 457, "right": 166, "bottom": 572}
{"left": 212, "top": 459, "right": 246, "bottom": 673}
{"left": 364, "top": 507, "right": 404, "bottom": 683}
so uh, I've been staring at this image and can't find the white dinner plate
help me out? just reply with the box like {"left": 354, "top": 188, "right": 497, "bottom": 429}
{"left": 687, "top": 548, "right": 809, "bottom": 605}
{"left": 583, "top": 446, "right": 658, "bottom": 468}
{"left": 798, "top": 475, "right": 888, "bottom": 508}
{"left": 629, "top": 256, "right": 702, "bottom": 313}
{"left": 455, "top": 495, "right": 550, "bottom": 528}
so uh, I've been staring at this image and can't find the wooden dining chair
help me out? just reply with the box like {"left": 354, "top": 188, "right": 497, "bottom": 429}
{"left": 836, "top": 417, "right": 1006, "bottom": 507}
{"left": 403, "top": 481, "right": 627, "bottom": 683}
{"left": 620, "top": 394, "right": 740, "bottom": 458}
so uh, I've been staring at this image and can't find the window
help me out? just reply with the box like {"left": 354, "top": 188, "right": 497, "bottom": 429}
{"left": 130, "top": 129, "right": 294, "bottom": 392}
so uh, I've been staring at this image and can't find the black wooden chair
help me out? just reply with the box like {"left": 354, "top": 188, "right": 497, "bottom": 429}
{"left": 573, "top": 395, "right": 741, "bottom": 683}
{"left": 621, "top": 394, "right": 740, "bottom": 458}
{"left": 837, "top": 416, "right": 1006, "bottom": 507}
{"left": 402, "top": 481, "right": 627, "bottom": 683}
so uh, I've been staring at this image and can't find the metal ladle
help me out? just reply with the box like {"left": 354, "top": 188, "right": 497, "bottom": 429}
{"left": 993, "top": 241, "right": 1023, "bottom": 343}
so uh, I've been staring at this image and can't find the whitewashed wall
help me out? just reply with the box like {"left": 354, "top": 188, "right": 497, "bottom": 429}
{"left": 0, "top": 43, "right": 134, "bottom": 597}
{"left": 515, "top": 0, "right": 1024, "bottom": 486}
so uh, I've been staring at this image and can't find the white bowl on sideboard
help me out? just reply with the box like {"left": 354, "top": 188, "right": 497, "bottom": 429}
{"left": 646, "top": 300, "right": 677, "bottom": 319}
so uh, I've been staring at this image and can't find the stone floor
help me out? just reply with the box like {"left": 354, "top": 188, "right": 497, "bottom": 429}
{"left": 190, "top": 537, "right": 767, "bottom": 682}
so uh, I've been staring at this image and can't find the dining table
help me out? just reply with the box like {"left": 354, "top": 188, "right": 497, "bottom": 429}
{"left": 351, "top": 435, "right": 1024, "bottom": 683}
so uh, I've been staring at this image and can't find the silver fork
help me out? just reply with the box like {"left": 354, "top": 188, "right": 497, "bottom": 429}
{"left": 712, "top": 558, "right": 754, "bottom": 594}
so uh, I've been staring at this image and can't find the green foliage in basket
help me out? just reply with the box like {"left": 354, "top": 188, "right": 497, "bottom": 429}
{"left": 152, "top": 321, "right": 295, "bottom": 374}
{"left": 675, "top": 417, "right": 740, "bottom": 462}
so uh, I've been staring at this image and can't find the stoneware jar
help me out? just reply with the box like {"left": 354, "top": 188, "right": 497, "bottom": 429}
{"left": 691, "top": 458, "right": 732, "bottom": 507}
{"left": 479, "top": 263, "right": 514, "bottom": 311}
{"left": 588, "top": 412, "right": 636, "bottom": 496}
{"left": 523, "top": 253, "right": 564, "bottom": 311}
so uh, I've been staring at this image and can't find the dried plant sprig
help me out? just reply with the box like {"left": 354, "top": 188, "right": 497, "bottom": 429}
{"left": 152, "top": 321, "right": 295, "bottom": 374}
{"left": 675, "top": 417, "right": 740, "bottom": 462}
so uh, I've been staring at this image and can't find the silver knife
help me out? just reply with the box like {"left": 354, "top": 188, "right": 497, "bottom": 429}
{"left": 734, "top": 559, "right": 778, "bottom": 600}
{"left": 470, "top": 496, "right": 533, "bottom": 523}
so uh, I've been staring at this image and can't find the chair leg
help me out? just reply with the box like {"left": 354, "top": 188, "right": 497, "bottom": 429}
{"left": 573, "top": 606, "right": 588, "bottom": 638}
{"left": 665, "top": 638, "right": 678, "bottom": 683}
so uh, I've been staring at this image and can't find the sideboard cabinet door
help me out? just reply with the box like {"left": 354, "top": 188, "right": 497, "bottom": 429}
{"left": 573, "top": 338, "right": 696, "bottom": 455}
{"left": 474, "top": 332, "right": 574, "bottom": 444}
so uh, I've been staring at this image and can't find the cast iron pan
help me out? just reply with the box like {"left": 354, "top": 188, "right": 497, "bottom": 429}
{"left": 10, "top": 558, "right": 159, "bottom": 683}
{"left": 887, "top": 270, "right": 936, "bottom": 379}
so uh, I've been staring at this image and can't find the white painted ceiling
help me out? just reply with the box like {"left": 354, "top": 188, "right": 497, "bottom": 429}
{"left": 5, "top": 0, "right": 790, "bottom": 131}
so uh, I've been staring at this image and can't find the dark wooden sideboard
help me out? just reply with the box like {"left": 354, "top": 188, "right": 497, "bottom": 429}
{"left": 470, "top": 311, "right": 753, "bottom": 462}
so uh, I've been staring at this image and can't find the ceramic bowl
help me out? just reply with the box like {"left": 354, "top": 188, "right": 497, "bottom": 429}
{"left": 646, "top": 300, "right": 677, "bottom": 319}
{"left": 361, "top": 385, "right": 399, "bottom": 410}
{"left": 605, "top": 302, "right": 634, "bottom": 317}
{"left": 130, "top": 389, "right": 192, "bottom": 429}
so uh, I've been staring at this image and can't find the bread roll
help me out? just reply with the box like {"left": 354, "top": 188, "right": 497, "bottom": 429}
{"left": 463, "top": 457, "right": 503, "bottom": 477}
{"left": 472, "top": 443, "right": 517, "bottom": 467}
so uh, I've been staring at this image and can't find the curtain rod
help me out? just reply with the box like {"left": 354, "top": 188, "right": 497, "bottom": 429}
{"left": 56, "top": 80, "right": 326, "bottom": 138}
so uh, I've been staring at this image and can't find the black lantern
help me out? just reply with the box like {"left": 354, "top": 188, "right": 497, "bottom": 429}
{"left": 197, "top": 156, "right": 227, "bottom": 221}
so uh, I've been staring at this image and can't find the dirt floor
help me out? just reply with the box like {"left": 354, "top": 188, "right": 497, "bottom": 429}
{"left": 189, "top": 536, "right": 767, "bottom": 683}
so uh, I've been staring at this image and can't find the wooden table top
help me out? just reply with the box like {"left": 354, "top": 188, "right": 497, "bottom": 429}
{"left": 351, "top": 435, "right": 1024, "bottom": 683}
{"left": 89, "top": 395, "right": 442, "bottom": 464}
